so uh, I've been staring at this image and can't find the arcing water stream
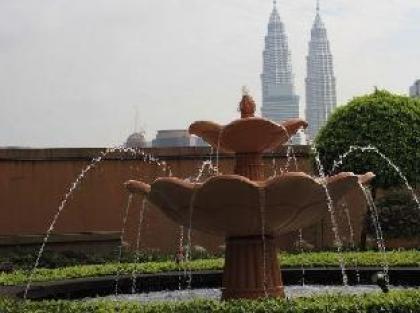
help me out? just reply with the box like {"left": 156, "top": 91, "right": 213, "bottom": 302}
{"left": 23, "top": 148, "right": 115, "bottom": 299}
{"left": 185, "top": 187, "right": 198, "bottom": 290}
{"left": 114, "top": 194, "right": 133, "bottom": 296}
{"left": 313, "top": 147, "right": 349, "bottom": 286}
{"left": 131, "top": 198, "right": 147, "bottom": 294}
{"left": 328, "top": 144, "right": 420, "bottom": 285}
{"left": 360, "top": 185, "right": 389, "bottom": 284}
{"left": 177, "top": 225, "right": 185, "bottom": 290}
{"left": 297, "top": 229, "right": 306, "bottom": 286}
{"left": 331, "top": 145, "right": 419, "bottom": 210}
{"left": 341, "top": 202, "right": 361, "bottom": 284}
{"left": 329, "top": 144, "right": 420, "bottom": 285}
{"left": 258, "top": 188, "right": 269, "bottom": 296}
{"left": 23, "top": 147, "right": 169, "bottom": 299}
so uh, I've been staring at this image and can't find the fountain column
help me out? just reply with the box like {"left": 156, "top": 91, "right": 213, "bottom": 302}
{"left": 220, "top": 94, "right": 285, "bottom": 299}
{"left": 234, "top": 153, "right": 264, "bottom": 181}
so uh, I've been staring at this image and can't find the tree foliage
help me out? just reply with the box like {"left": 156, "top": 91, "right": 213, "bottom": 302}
{"left": 315, "top": 90, "right": 420, "bottom": 189}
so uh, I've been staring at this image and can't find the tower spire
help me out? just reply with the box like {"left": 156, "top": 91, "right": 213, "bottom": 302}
{"left": 316, "top": 0, "right": 320, "bottom": 14}
{"left": 273, "top": 0, "right": 277, "bottom": 9}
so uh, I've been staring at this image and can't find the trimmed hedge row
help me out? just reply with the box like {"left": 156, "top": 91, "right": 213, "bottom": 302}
{"left": 1, "top": 251, "right": 419, "bottom": 286}
{"left": 0, "top": 247, "right": 221, "bottom": 270}
{"left": 1, "top": 290, "right": 420, "bottom": 312}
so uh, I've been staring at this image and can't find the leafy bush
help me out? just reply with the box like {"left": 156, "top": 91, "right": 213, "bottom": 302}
{"left": 1, "top": 251, "right": 418, "bottom": 286}
{"left": 315, "top": 90, "right": 420, "bottom": 189}
{"left": 366, "top": 192, "right": 420, "bottom": 239}
{"left": 1, "top": 290, "right": 420, "bottom": 312}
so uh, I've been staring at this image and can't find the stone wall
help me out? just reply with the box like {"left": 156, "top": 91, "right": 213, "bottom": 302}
{"left": 0, "top": 146, "right": 368, "bottom": 254}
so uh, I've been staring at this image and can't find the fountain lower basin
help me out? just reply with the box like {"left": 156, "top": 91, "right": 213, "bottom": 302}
{"left": 126, "top": 172, "right": 374, "bottom": 237}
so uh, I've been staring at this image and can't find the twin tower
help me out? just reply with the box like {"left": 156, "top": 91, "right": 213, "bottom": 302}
{"left": 261, "top": 0, "right": 336, "bottom": 143}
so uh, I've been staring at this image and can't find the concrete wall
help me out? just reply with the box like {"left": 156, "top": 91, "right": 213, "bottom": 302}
{"left": 0, "top": 147, "right": 368, "bottom": 253}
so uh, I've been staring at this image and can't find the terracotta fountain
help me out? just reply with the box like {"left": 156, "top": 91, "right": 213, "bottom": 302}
{"left": 125, "top": 92, "right": 374, "bottom": 300}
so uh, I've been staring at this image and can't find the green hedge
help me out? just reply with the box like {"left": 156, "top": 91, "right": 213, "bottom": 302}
{"left": 0, "top": 247, "right": 221, "bottom": 270}
{"left": 1, "top": 290, "right": 420, "bottom": 312}
{"left": 315, "top": 90, "right": 420, "bottom": 189}
{"left": 1, "top": 251, "right": 418, "bottom": 286}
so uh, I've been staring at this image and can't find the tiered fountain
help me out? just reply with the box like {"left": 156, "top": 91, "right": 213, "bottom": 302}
{"left": 126, "top": 93, "right": 374, "bottom": 300}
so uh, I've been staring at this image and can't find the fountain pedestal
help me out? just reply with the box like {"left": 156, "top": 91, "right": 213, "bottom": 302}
{"left": 222, "top": 235, "right": 284, "bottom": 299}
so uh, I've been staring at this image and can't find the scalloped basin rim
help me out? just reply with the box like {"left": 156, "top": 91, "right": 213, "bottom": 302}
{"left": 154, "top": 172, "right": 319, "bottom": 189}
{"left": 126, "top": 171, "right": 375, "bottom": 196}
{"left": 152, "top": 171, "right": 374, "bottom": 190}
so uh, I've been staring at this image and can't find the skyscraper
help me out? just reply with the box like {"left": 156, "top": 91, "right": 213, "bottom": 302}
{"left": 261, "top": 1, "right": 302, "bottom": 144}
{"left": 305, "top": 0, "right": 337, "bottom": 142}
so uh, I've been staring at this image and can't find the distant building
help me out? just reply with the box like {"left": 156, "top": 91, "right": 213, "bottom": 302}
{"left": 409, "top": 80, "right": 420, "bottom": 98}
{"left": 260, "top": 1, "right": 303, "bottom": 144}
{"left": 305, "top": 1, "right": 337, "bottom": 142}
{"left": 152, "top": 130, "right": 207, "bottom": 148}
{"left": 125, "top": 132, "right": 146, "bottom": 149}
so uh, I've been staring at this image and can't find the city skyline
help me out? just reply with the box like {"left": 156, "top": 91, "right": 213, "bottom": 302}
{"left": 0, "top": 0, "right": 419, "bottom": 147}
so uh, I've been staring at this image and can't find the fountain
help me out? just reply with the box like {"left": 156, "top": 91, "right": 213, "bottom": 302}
{"left": 125, "top": 92, "right": 375, "bottom": 300}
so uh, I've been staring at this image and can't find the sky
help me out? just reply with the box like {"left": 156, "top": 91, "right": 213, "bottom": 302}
{"left": 0, "top": 0, "right": 419, "bottom": 147}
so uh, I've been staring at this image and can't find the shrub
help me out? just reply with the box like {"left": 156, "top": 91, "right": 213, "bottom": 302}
{"left": 315, "top": 90, "right": 420, "bottom": 189}
{"left": 367, "top": 192, "right": 420, "bottom": 239}
{"left": 0, "top": 248, "right": 223, "bottom": 270}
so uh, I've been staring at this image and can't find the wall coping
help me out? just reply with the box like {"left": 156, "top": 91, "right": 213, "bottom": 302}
{"left": 0, "top": 146, "right": 311, "bottom": 161}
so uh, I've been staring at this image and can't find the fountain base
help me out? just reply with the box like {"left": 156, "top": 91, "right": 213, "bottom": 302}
{"left": 222, "top": 235, "right": 284, "bottom": 300}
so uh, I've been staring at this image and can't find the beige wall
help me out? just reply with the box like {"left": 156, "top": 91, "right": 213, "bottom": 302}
{"left": 0, "top": 147, "right": 367, "bottom": 253}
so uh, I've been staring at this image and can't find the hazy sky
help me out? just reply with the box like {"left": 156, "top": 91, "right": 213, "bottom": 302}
{"left": 0, "top": 0, "right": 419, "bottom": 147}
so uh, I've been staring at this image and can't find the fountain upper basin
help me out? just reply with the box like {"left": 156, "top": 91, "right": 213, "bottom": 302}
{"left": 189, "top": 118, "right": 308, "bottom": 154}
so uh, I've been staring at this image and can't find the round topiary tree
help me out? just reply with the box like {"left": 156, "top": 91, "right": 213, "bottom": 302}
{"left": 315, "top": 89, "right": 420, "bottom": 189}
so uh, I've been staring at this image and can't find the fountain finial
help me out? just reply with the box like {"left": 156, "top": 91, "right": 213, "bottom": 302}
{"left": 239, "top": 86, "right": 256, "bottom": 118}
